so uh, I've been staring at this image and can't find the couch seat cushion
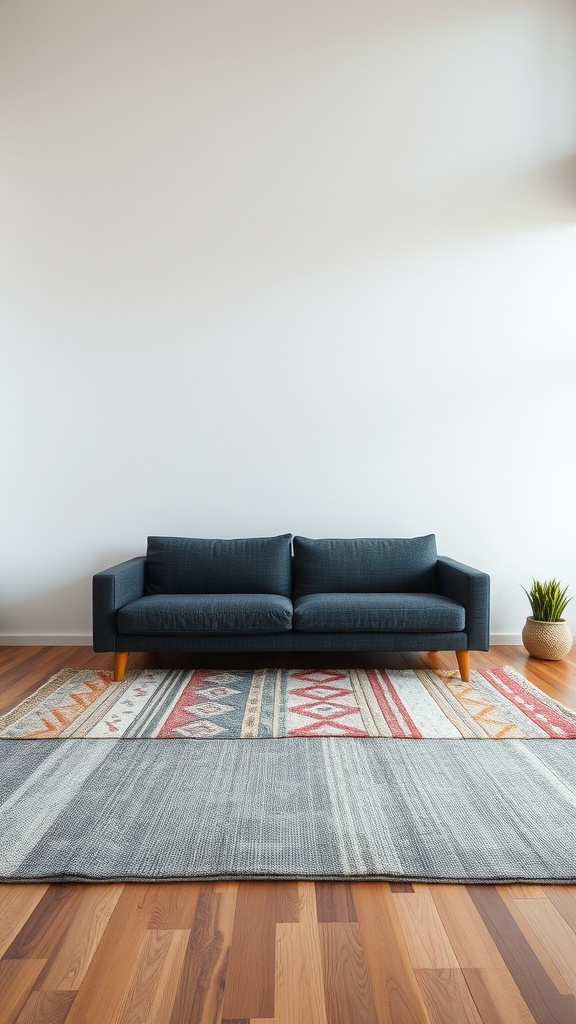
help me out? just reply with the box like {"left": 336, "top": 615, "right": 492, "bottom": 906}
{"left": 118, "top": 594, "right": 293, "bottom": 635}
{"left": 292, "top": 535, "right": 438, "bottom": 598}
{"left": 292, "top": 593, "right": 465, "bottom": 633}
{"left": 145, "top": 535, "right": 292, "bottom": 597}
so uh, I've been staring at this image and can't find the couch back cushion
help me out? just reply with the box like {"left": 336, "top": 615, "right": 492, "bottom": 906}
{"left": 145, "top": 535, "right": 293, "bottom": 596}
{"left": 292, "top": 535, "right": 438, "bottom": 598}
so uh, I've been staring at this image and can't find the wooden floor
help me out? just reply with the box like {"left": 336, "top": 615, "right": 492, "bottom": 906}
{"left": 0, "top": 645, "right": 575, "bottom": 1024}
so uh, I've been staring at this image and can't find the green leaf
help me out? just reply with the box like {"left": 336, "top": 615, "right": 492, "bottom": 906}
{"left": 521, "top": 578, "right": 572, "bottom": 621}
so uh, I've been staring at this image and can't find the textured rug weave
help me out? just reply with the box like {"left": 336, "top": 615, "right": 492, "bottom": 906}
{"left": 1, "top": 665, "right": 575, "bottom": 739}
{"left": 0, "top": 738, "right": 575, "bottom": 882}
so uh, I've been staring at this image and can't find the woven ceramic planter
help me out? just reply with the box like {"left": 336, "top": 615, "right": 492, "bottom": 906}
{"left": 522, "top": 617, "right": 573, "bottom": 660}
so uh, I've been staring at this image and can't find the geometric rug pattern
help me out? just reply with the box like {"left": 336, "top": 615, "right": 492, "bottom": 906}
{"left": 1, "top": 665, "right": 575, "bottom": 739}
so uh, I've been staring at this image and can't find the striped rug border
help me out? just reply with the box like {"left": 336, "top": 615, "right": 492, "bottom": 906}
{"left": 1, "top": 665, "right": 575, "bottom": 740}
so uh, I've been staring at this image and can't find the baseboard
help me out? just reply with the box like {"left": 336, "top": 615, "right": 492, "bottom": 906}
{"left": 1, "top": 633, "right": 522, "bottom": 647}
{"left": 490, "top": 634, "right": 522, "bottom": 645}
{"left": 0, "top": 635, "right": 93, "bottom": 646}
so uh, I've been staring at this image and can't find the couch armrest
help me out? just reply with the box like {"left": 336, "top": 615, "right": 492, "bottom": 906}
{"left": 92, "top": 557, "right": 146, "bottom": 651}
{"left": 437, "top": 556, "right": 490, "bottom": 650}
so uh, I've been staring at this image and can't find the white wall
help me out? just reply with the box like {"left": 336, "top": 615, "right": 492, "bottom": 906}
{"left": 1, "top": 0, "right": 575, "bottom": 643}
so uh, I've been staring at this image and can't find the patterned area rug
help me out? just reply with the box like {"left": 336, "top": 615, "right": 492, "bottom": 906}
{"left": 1, "top": 665, "right": 575, "bottom": 739}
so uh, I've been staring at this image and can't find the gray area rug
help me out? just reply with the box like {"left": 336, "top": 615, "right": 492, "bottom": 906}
{"left": 0, "top": 738, "right": 575, "bottom": 883}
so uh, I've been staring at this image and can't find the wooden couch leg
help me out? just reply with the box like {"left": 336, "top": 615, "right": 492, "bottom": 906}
{"left": 456, "top": 650, "right": 470, "bottom": 682}
{"left": 114, "top": 652, "right": 128, "bottom": 682}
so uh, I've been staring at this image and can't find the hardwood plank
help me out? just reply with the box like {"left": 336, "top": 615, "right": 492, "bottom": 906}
{"left": 498, "top": 891, "right": 573, "bottom": 996}
{"left": 4, "top": 884, "right": 86, "bottom": 960}
{"left": 62, "top": 884, "right": 158, "bottom": 1024}
{"left": 430, "top": 886, "right": 538, "bottom": 1024}
{"left": 0, "top": 959, "right": 46, "bottom": 1024}
{"left": 14, "top": 990, "right": 76, "bottom": 1024}
{"left": 393, "top": 891, "right": 459, "bottom": 969}
{"left": 222, "top": 882, "right": 297, "bottom": 1020}
{"left": 0, "top": 885, "right": 49, "bottom": 958}
{"left": 315, "top": 882, "right": 356, "bottom": 923}
{"left": 390, "top": 882, "right": 415, "bottom": 893}
{"left": 460, "top": 967, "right": 509, "bottom": 1024}
{"left": 274, "top": 882, "right": 300, "bottom": 924}
{"left": 547, "top": 887, "right": 576, "bottom": 934}
{"left": 220, "top": 881, "right": 276, "bottom": 1019}
{"left": 512, "top": 896, "right": 576, "bottom": 995}
{"left": 214, "top": 881, "right": 239, "bottom": 897}
{"left": 168, "top": 884, "right": 236, "bottom": 1024}
{"left": 352, "top": 882, "right": 431, "bottom": 1024}
{"left": 498, "top": 885, "right": 549, "bottom": 900}
{"left": 467, "top": 884, "right": 576, "bottom": 1024}
{"left": 275, "top": 881, "right": 329, "bottom": 1024}
{"left": 414, "top": 968, "right": 483, "bottom": 1024}
{"left": 318, "top": 922, "right": 379, "bottom": 1024}
{"left": 146, "top": 882, "right": 201, "bottom": 930}
{"left": 116, "top": 928, "right": 190, "bottom": 1024}
{"left": 37, "top": 884, "right": 123, "bottom": 992}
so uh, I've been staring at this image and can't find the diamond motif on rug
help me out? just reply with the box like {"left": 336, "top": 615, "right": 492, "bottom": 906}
{"left": 291, "top": 670, "right": 349, "bottom": 685}
{"left": 291, "top": 701, "right": 357, "bottom": 720}
{"left": 183, "top": 702, "right": 233, "bottom": 718}
{"left": 288, "top": 699, "right": 368, "bottom": 737}
{"left": 172, "top": 721, "right": 228, "bottom": 738}
{"left": 196, "top": 686, "right": 240, "bottom": 699}
{"left": 1, "top": 666, "right": 576, "bottom": 740}
{"left": 290, "top": 684, "right": 353, "bottom": 700}
{"left": 286, "top": 671, "right": 366, "bottom": 736}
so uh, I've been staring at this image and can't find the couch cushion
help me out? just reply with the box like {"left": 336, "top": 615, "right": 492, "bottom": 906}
{"left": 292, "top": 592, "right": 465, "bottom": 633}
{"left": 292, "top": 535, "right": 438, "bottom": 599}
{"left": 145, "top": 535, "right": 292, "bottom": 597}
{"left": 118, "top": 593, "right": 293, "bottom": 635}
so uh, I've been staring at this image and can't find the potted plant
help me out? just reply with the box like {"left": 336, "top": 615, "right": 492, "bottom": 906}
{"left": 521, "top": 578, "right": 573, "bottom": 660}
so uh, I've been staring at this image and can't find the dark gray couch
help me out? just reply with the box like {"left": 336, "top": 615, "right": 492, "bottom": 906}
{"left": 92, "top": 533, "right": 490, "bottom": 682}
